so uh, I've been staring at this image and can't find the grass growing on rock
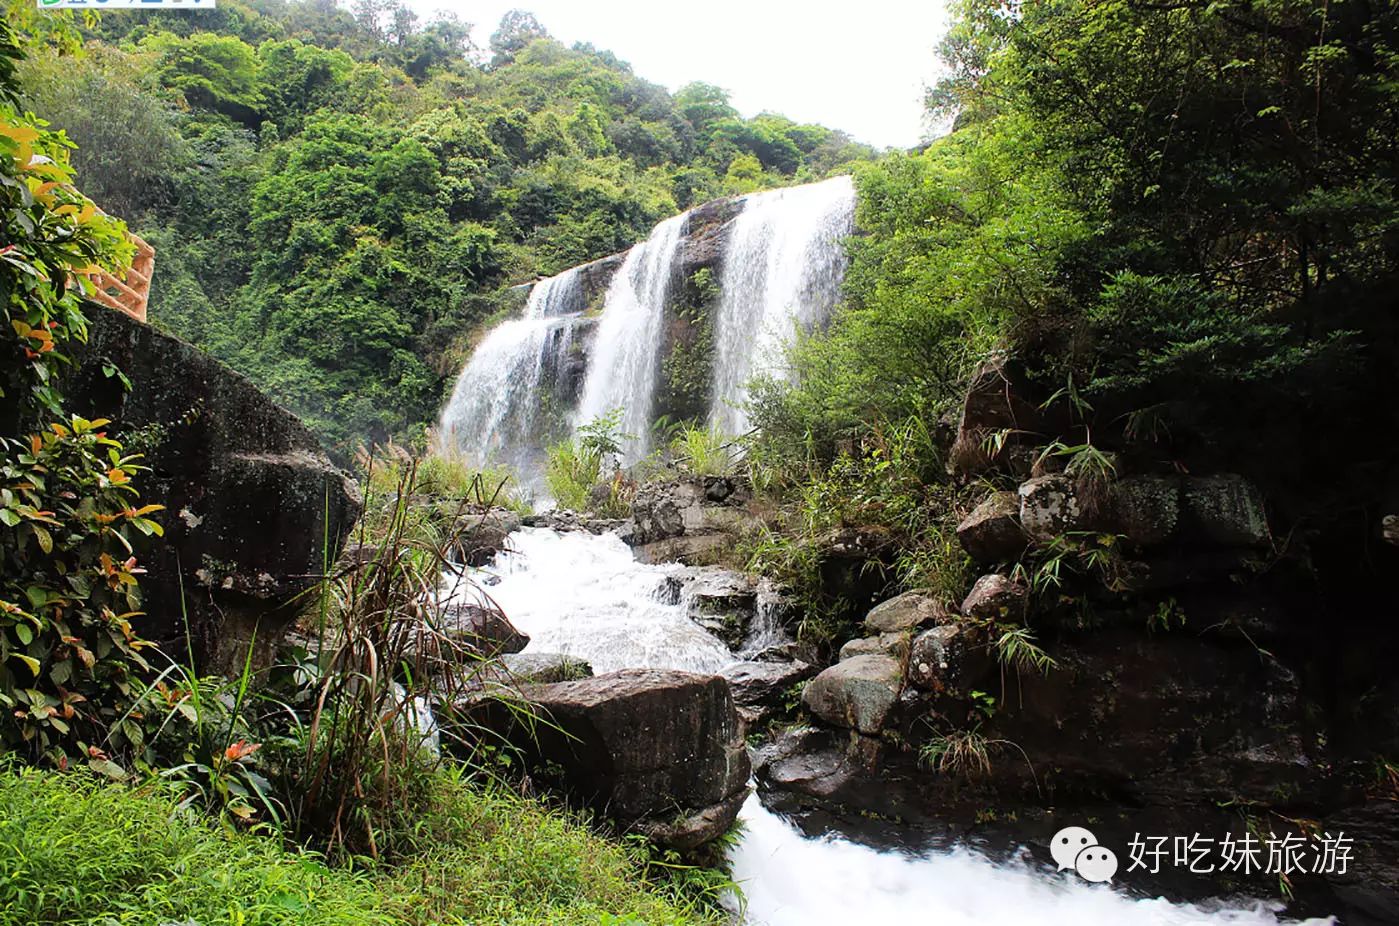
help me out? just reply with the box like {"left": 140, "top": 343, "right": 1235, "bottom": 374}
{"left": 0, "top": 766, "right": 719, "bottom": 926}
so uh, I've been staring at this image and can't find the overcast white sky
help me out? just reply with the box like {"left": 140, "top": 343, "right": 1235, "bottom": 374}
{"left": 414, "top": 0, "right": 950, "bottom": 150}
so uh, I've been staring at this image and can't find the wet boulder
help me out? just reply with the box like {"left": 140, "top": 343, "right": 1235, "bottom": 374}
{"left": 802, "top": 655, "right": 903, "bottom": 735}
{"left": 491, "top": 669, "right": 750, "bottom": 851}
{"left": 681, "top": 567, "right": 760, "bottom": 650}
{"left": 443, "top": 602, "right": 529, "bottom": 656}
{"left": 63, "top": 307, "right": 359, "bottom": 672}
{"left": 957, "top": 491, "right": 1027, "bottom": 563}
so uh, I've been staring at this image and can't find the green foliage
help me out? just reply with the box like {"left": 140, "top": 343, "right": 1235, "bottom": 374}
{"left": 0, "top": 765, "right": 718, "bottom": 926}
{"left": 545, "top": 409, "right": 630, "bottom": 515}
{"left": 918, "top": 726, "right": 997, "bottom": 778}
{"left": 991, "top": 626, "right": 1056, "bottom": 677}
{"left": 0, "top": 57, "right": 159, "bottom": 767}
{"left": 743, "top": 417, "right": 970, "bottom": 645}
{"left": 657, "top": 269, "right": 718, "bottom": 422}
{"left": 668, "top": 426, "right": 735, "bottom": 477}
{"left": 12, "top": 3, "right": 876, "bottom": 458}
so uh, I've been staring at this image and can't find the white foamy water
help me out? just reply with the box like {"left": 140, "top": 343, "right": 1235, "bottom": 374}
{"left": 731, "top": 794, "right": 1332, "bottom": 926}
{"left": 466, "top": 527, "right": 1333, "bottom": 926}
{"left": 438, "top": 267, "right": 585, "bottom": 480}
{"left": 467, "top": 526, "right": 733, "bottom": 674}
{"left": 708, "top": 175, "right": 855, "bottom": 435}
{"left": 574, "top": 212, "right": 688, "bottom": 464}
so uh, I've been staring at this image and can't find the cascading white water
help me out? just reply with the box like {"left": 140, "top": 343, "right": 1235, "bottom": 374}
{"left": 472, "top": 526, "right": 733, "bottom": 674}
{"left": 708, "top": 175, "right": 855, "bottom": 435}
{"left": 469, "top": 526, "right": 1333, "bottom": 926}
{"left": 731, "top": 793, "right": 1331, "bottom": 926}
{"left": 574, "top": 212, "right": 688, "bottom": 463}
{"left": 438, "top": 268, "right": 585, "bottom": 478}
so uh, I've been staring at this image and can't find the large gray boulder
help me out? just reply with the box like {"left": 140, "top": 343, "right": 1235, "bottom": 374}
{"left": 447, "top": 507, "right": 522, "bottom": 566}
{"left": 957, "top": 491, "right": 1027, "bottom": 562}
{"left": 864, "top": 590, "right": 950, "bottom": 634}
{"left": 487, "top": 669, "right": 750, "bottom": 850}
{"left": 802, "top": 655, "right": 903, "bottom": 735}
{"left": 64, "top": 307, "right": 360, "bottom": 671}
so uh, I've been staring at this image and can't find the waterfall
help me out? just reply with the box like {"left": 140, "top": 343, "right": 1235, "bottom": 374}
{"left": 438, "top": 268, "right": 585, "bottom": 479}
{"left": 708, "top": 174, "right": 855, "bottom": 435}
{"left": 574, "top": 212, "right": 688, "bottom": 464}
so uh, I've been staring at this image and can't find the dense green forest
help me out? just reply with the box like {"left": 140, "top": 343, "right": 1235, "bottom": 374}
{"left": 14, "top": 0, "right": 875, "bottom": 453}
{"left": 747, "top": 0, "right": 1399, "bottom": 615}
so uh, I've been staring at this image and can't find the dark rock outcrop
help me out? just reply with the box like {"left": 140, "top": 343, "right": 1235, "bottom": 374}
{"left": 64, "top": 307, "right": 359, "bottom": 670}
{"left": 625, "top": 476, "right": 753, "bottom": 563}
{"left": 720, "top": 659, "right": 817, "bottom": 723}
{"left": 472, "top": 669, "right": 750, "bottom": 851}
{"left": 906, "top": 623, "right": 994, "bottom": 694}
{"left": 948, "top": 356, "right": 1044, "bottom": 475}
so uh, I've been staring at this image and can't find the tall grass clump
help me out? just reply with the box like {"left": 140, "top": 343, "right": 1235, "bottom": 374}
{"left": 545, "top": 409, "right": 632, "bottom": 516}
{"left": 669, "top": 425, "right": 737, "bottom": 476}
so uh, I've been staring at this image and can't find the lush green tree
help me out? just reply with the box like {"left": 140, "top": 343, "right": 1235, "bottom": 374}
{"left": 488, "top": 9, "right": 550, "bottom": 67}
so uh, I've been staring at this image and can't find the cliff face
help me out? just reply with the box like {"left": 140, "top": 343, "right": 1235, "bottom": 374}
{"left": 751, "top": 356, "right": 1399, "bottom": 920}
{"left": 64, "top": 307, "right": 361, "bottom": 671}
{"left": 516, "top": 195, "right": 747, "bottom": 424}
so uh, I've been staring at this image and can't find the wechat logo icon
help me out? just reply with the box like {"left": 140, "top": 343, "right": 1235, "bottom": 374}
{"left": 1051, "top": 825, "right": 1118, "bottom": 883}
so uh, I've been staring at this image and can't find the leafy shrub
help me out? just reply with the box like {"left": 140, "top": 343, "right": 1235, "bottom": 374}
{"left": 668, "top": 425, "right": 735, "bottom": 477}
{"left": 0, "top": 417, "right": 160, "bottom": 764}
{"left": 0, "top": 31, "right": 156, "bottom": 767}
{"left": 545, "top": 409, "right": 631, "bottom": 516}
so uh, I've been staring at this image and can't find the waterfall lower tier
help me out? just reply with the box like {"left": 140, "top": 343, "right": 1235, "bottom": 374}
{"left": 439, "top": 267, "right": 587, "bottom": 480}
{"left": 465, "top": 527, "right": 1332, "bottom": 926}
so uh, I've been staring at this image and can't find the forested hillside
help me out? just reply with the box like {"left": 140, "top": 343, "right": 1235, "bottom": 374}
{"left": 14, "top": 0, "right": 875, "bottom": 453}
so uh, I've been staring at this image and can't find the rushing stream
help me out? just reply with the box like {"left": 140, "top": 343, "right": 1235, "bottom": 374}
{"left": 467, "top": 527, "right": 1335, "bottom": 926}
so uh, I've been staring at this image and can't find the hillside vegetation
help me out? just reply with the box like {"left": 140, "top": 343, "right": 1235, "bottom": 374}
{"left": 14, "top": 0, "right": 875, "bottom": 453}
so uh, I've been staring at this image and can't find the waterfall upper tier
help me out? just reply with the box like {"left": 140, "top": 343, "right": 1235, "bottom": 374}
{"left": 439, "top": 176, "right": 856, "bottom": 484}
